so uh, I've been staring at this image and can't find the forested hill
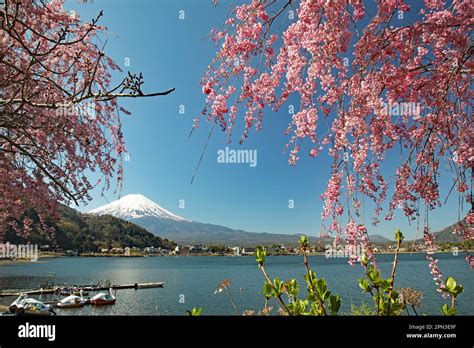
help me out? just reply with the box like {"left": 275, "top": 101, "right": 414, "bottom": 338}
{"left": 5, "top": 205, "right": 175, "bottom": 252}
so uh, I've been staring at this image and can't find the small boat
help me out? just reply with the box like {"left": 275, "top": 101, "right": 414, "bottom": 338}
{"left": 9, "top": 295, "right": 26, "bottom": 313}
{"left": 136, "top": 282, "right": 164, "bottom": 289}
{"left": 56, "top": 290, "right": 86, "bottom": 308}
{"left": 9, "top": 295, "right": 55, "bottom": 316}
{"left": 90, "top": 288, "right": 116, "bottom": 306}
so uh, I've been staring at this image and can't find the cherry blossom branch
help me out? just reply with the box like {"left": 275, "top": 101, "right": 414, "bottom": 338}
{"left": 0, "top": 0, "right": 175, "bottom": 237}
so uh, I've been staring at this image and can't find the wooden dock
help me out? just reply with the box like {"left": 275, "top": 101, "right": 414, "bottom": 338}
{"left": 0, "top": 282, "right": 164, "bottom": 297}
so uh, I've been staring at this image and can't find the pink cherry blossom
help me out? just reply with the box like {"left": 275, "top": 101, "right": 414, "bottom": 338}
{"left": 0, "top": 1, "right": 173, "bottom": 237}
{"left": 201, "top": 0, "right": 473, "bottom": 274}
{"left": 423, "top": 227, "right": 448, "bottom": 298}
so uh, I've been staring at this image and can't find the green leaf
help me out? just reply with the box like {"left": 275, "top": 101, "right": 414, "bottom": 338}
{"left": 272, "top": 277, "right": 284, "bottom": 296}
{"left": 255, "top": 247, "right": 267, "bottom": 265}
{"left": 380, "top": 279, "right": 390, "bottom": 291}
{"left": 291, "top": 299, "right": 309, "bottom": 315}
{"left": 299, "top": 235, "right": 309, "bottom": 249}
{"left": 367, "top": 267, "right": 379, "bottom": 284}
{"left": 446, "top": 277, "right": 456, "bottom": 292}
{"left": 380, "top": 301, "right": 389, "bottom": 313}
{"left": 441, "top": 304, "right": 448, "bottom": 315}
{"left": 314, "top": 278, "right": 327, "bottom": 297}
{"left": 394, "top": 229, "right": 404, "bottom": 242}
{"left": 328, "top": 295, "right": 341, "bottom": 315}
{"left": 322, "top": 290, "right": 331, "bottom": 301}
{"left": 441, "top": 304, "right": 457, "bottom": 316}
{"left": 262, "top": 282, "right": 273, "bottom": 299}
{"left": 310, "top": 301, "right": 324, "bottom": 316}
{"left": 189, "top": 307, "right": 203, "bottom": 316}
{"left": 454, "top": 285, "right": 464, "bottom": 296}
{"left": 284, "top": 279, "right": 299, "bottom": 298}
{"left": 358, "top": 278, "right": 370, "bottom": 292}
{"left": 391, "top": 302, "right": 404, "bottom": 313}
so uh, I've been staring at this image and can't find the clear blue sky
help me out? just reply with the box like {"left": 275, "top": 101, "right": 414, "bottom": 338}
{"left": 67, "top": 0, "right": 467, "bottom": 239}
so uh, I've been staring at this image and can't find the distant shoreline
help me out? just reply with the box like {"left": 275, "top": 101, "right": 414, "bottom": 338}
{"left": 1, "top": 249, "right": 471, "bottom": 265}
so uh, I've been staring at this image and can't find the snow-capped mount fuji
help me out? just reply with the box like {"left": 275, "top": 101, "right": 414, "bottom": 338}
{"left": 88, "top": 193, "right": 315, "bottom": 246}
{"left": 89, "top": 194, "right": 190, "bottom": 222}
{"left": 88, "top": 194, "right": 390, "bottom": 246}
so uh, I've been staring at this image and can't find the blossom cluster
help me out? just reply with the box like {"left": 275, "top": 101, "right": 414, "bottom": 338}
{"left": 423, "top": 227, "right": 448, "bottom": 298}
{"left": 200, "top": 0, "right": 473, "bottom": 271}
{"left": 1, "top": 0, "right": 127, "bottom": 234}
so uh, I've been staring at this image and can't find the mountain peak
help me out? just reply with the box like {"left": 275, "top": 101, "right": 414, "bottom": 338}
{"left": 89, "top": 194, "right": 189, "bottom": 222}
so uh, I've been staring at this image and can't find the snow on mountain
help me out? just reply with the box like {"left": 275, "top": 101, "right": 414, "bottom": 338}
{"left": 89, "top": 194, "right": 190, "bottom": 222}
{"left": 88, "top": 194, "right": 395, "bottom": 247}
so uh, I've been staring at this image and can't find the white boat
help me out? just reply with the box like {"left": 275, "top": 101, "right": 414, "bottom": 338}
{"left": 90, "top": 288, "right": 116, "bottom": 306}
{"left": 9, "top": 294, "right": 55, "bottom": 316}
{"left": 9, "top": 294, "right": 25, "bottom": 313}
{"left": 57, "top": 290, "right": 86, "bottom": 308}
{"left": 136, "top": 282, "right": 164, "bottom": 289}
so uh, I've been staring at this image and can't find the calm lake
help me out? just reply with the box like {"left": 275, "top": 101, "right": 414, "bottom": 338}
{"left": 0, "top": 253, "right": 472, "bottom": 315}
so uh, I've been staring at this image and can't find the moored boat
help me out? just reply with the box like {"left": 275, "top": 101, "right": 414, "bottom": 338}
{"left": 9, "top": 294, "right": 26, "bottom": 313}
{"left": 9, "top": 295, "right": 55, "bottom": 316}
{"left": 57, "top": 290, "right": 86, "bottom": 308}
{"left": 136, "top": 282, "right": 164, "bottom": 289}
{"left": 90, "top": 288, "right": 116, "bottom": 306}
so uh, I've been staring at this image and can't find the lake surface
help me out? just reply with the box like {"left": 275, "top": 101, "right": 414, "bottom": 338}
{"left": 0, "top": 253, "right": 472, "bottom": 315}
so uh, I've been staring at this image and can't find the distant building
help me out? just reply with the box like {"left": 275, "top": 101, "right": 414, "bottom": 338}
{"left": 111, "top": 247, "right": 124, "bottom": 254}
{"left": 180, "top": 246, "right": 191, "bottom": 255}
{"left": 191, "top": 245, "right": 203, "bottom": 253}
{"left": 144, "top": 246, "right": 157, "bottom": 254}
{"left": 242, "top": 247, "right": 255, "bottom": 255}
{"left": 231, "top": 247, "right": 240, "bottom": 256}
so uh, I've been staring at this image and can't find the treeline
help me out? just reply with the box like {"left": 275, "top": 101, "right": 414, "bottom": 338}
{"left": 206, "top": 245, "right": 232, "bottom": 253}
{"left": 5, "top": 204, "right": 175, "bottom": 252}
